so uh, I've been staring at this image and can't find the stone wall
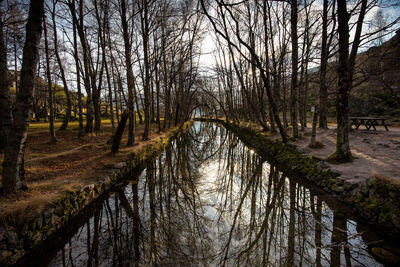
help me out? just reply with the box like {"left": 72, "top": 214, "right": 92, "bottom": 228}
{"left": 0, "top": 121, "right": 193, "bottom": 266}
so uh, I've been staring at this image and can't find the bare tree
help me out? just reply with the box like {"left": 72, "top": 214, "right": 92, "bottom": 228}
{"left": 50, "top": 0, "right": 71, "bottom": 131}
{"left": 2, "top": 0, "right": 45, "bottom": 193}
{"left": 200, "top": 0, "right": 288, "bottom": 143}
{"left": 139, "top": 0, "right": 151, "bottom": 140}
{"left": 119, "top": 0, "right": 136, "bottom": 145}
{"left": 0, "top": 3, "right": 12, "bottom": 152}
{"left": 318, "top": 0, "right": 332, "bottom": 128}
{"left": 290, "top": 0, "right": 299, "bottom": 138}
{"left": 331, "top": 0, "right": 367, "bottom": 163}
{"left": 43, "top": 15, "right": 57, "bottom": 143}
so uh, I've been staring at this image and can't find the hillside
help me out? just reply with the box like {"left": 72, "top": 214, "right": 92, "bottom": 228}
{"left": 350, "top": 29, "right": 400, "bottom": 117}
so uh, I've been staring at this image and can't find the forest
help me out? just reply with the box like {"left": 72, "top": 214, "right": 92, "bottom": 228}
{"left": 1, "top": 0, "right": 398, "bottom": 193}
{"left": 1, "top": 0, "right": 400, "bottom": 265}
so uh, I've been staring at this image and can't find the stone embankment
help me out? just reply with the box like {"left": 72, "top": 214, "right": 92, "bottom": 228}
{"left": 196, "top": 118, "right": 400, "bottom": 240}
{"left": 0, "top": 122, "right": 192, "bottom": 266}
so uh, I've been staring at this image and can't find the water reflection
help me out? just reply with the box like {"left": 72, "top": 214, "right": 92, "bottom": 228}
{"left": 47, "top": 122, "right": 392, "bottom": 266}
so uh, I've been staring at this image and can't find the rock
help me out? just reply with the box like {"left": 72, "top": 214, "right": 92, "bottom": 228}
{"left": 5, "top": 231, "right": 19, "bottom": 247}
{"left": 42, "top": 208, "right": 55, "bottom": 223}
{"left": 54, "top": 203, "right": 64, "bottom": 217}
{"left": 84, "top": 184, "right": 95, "bottom": 191}
{"left": 114, "top": 162, "right": 126, "bottom": 168}
{"left": 383, "top": 144, "right": 390, "bottom": 148}
{"left": 298, "top": 147, "right": 311, "bottom": 154}
{"left": 335, "top": 177, "right": 345, "bottom": 185}
{"left": 36, "top": 216, "right": 44, "bottom": 230}
{"left": 332, "top": 186, "right": 344, "bottom": 193}
{"left": 323, "top": 186, "right": 331, "bottom": 192}
{"left": 31, "top": 231, "right": 43, "bottom": 245}
{"left": 343, "top": 180, "right": 358, "bottom": 191}
{"left": 50, "top": 215, "right": 62, "bottom": 227}
{"left": 0, "top": 250, "right": 12, "bottom": 263}
{"left": 343, "top": 192, "right": 357, "bottom": 203}
{"left": 12, "top": 249, "right": 25, "bottom": 263}
{"left": 317, "top": 161, "right": 329, "bottom": 169}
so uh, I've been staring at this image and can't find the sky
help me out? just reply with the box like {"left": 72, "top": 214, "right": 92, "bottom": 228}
{"left": 198, "top": 0, "right": 400, "bottom": 69}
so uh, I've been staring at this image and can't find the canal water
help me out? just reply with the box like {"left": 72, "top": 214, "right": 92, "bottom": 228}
{"left": 27, "top": 122, "right": 398, "bottom": 266}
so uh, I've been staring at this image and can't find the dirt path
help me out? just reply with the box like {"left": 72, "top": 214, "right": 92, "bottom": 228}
{"left": 293, "top": 125, "right": 400, "bottom": 184}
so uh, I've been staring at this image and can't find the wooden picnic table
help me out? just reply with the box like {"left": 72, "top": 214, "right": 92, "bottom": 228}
{"left": 349, "top": 117, "right": 391, "bottom": 131}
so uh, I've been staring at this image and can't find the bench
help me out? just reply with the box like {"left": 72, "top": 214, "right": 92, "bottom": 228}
{"left": 349, "top": 117, "right": 391, "bottom": 131}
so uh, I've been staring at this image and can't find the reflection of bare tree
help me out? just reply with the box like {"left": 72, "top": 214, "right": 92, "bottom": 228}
{"left": 312, "top": 195, "right": 323, "bottom": 267}
{"left": 46, "top": 122, "right": 388, "bottom": 266}
{"left": 287, "top": 179, "right": 296, "bottom": 267}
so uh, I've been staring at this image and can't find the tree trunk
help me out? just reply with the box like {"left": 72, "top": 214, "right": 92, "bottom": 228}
{"left": 334, "top": 0, "right": 352, "bottom": 162}
{"left": 43, "top": 16, "right": 57, "bottom": 143}
{"left": 290, "top": 0, "right": 299, "bottom": 138}
{"left": 135, "top": 90, "right": 143, "bottom": 124}
{"left": 110, "top": 52, "right": 120, "bottom": 123}
{"left": 120, "top": 0, "right": 135, "bottom": 146}
{"left": 111, "top": 111, "right": 129, "bottom": 153}
{"left": 333, "top": 0, "right": 367, "bottom": 162}
{"left": 13, "top": 35, "right": 18, "bottom": 95}
{"left": 319, "top": 0, "right": 328, "bottom": 129}
{"left": 51, "top": 2, "right": 71, "bottom": 131}
{"left": 69, "top": 0, "right": 94, "bottom": 134}
{"left": 141, "top": 0, "right": 151, "bottom": 140}
{"left": 92, "top": 84, "right": 102, "bottom": 132}
{"left": 72, "top": 10, "right": 84, "bottom": 137}
{"left": 100, "top": 2, "right": 115, "bottom": 135}
{"left": 105, "top": 63, "right": 115, "bottom": 135}
{"left": 2, "top": 0, "right": 44, "bottom": 193}
{"left": 155, "top": 60, "right": 161, "bottom": 133}
{"left": 0, "top": 10, "right": 12, "bottom": 152}
{"left": 309, "top": 105, "right": 318, "bottom": 147}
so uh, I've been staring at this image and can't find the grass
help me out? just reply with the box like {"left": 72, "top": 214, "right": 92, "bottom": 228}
{"left": 0, "top": 119, "right": 174, "bottom": 221}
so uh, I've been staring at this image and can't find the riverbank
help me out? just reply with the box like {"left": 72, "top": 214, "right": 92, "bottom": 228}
{"left": 0, "top": 120, "right": 192, "bottom": 265}
{"left": 196, "top": 119, "right": 400, "bottom": 242}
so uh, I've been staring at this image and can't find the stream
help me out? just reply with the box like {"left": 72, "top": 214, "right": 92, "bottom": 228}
{"left": 24, "top": 122, "right": 399, "bottom": 266}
